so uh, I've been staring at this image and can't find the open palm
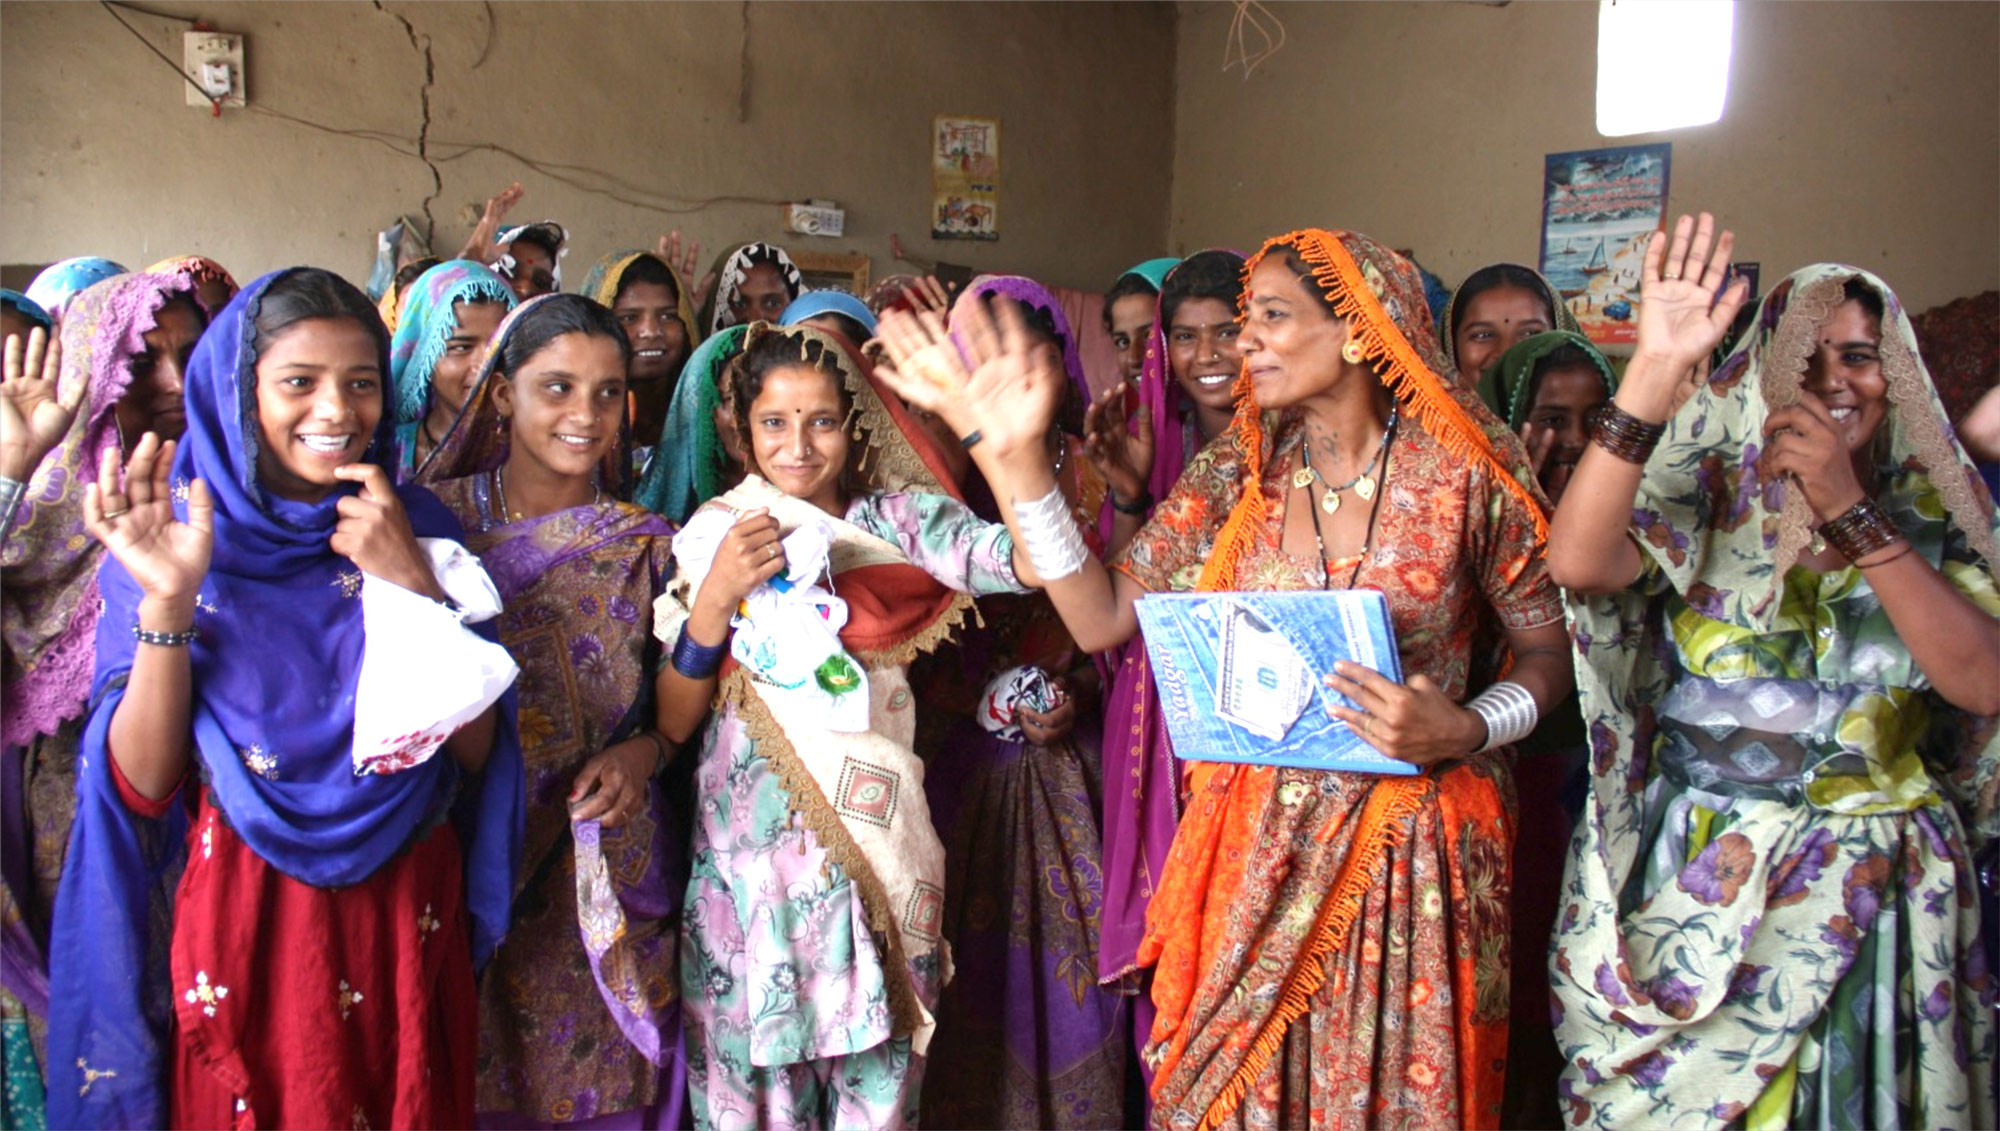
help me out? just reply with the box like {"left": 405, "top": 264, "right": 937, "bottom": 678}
{"left": 1634, "top": 212, "right": 1750, "bottom": 372}
{"left": 1, "top": 327, "right": 82, "bottom": 482}
{"left": 873, "top": 295, "right": 1063, "bottom": 462}
{"left": 1081, "top": 383, "right": 1153, "bottom": 501}
{"left": 83, "top": 432, "right": 213, "bottom": 604}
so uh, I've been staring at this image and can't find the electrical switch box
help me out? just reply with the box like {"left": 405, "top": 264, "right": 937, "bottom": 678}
{"left": 787, "top": 201, "right": 846, "bottom": 238}
{"left": 183, "top": 31, "right": 246, "bottom": 108}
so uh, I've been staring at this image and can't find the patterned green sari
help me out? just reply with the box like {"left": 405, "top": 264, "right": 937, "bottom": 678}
{"left": 1551, "top": 265, "right": 2000, "bottom": 1129}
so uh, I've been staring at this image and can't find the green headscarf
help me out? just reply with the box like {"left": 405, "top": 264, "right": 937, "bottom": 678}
{"left": 632, "top": 324, "right": 748, "bottom": 521}
{"left": 1118, "top": 256, "right": 1180, "bottom": 291}
{"left": 1484, "top": 329, "right": 1617, "bottom": 430}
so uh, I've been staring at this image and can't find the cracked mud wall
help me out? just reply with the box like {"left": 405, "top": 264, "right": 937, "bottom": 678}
{"left": 1, "top": 1, "right": 1175, "bottom": 292}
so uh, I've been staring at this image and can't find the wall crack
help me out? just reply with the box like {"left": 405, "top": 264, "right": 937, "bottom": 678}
{"left": 374, "top": 0, "right": 441, "bottom": 245}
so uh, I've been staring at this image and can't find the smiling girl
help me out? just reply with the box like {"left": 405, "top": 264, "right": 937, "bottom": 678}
{"left": 659, "top": 322, "right": 1041, "bottom": 1128}
{"left": 47, "top": 267, "right": 522, "bottom": 1129}
{"left": 419, "top": 293, "right": 686, "bottom": 1128}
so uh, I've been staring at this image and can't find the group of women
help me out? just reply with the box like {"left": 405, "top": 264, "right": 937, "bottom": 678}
{"left": 0, "top": 198, "right": 1993, "bottom": 1131}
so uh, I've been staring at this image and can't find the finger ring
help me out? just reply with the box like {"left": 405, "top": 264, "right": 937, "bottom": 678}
{"left": 1363, "top": 716, "right": 1374, "bottom": 738}
{"left": 1663, "top": 272, "right": 1680, "bottom": 281}
{"left": 101, "top": 506, "right": 130, "bottom": 519}
{"left": 767, "top": 544, "right": 779, "bottom": 560}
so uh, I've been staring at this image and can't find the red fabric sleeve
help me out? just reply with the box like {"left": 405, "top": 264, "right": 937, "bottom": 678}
{"left": 107, "top": 748, "right": 184, "bottom": 819}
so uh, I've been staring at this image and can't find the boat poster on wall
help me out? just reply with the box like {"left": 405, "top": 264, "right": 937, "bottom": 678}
{"left": 1540, "top": 143, "right": 1671, "bottom": 348}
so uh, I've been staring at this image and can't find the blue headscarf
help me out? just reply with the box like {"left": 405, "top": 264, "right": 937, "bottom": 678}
{"left": 24, "top": 257, "right": 127, "bottom": 321}
{"left": 632, "top": 324, "right": 747, "bottom": 521}
{"left": 779, "top": 289, "right": 878, "bottom": 338}
{"left": 388, "top": 259, "right": 516, "bottom": 475}
{"left": 46, "top": 269, "right": 524, "bottom": 1129}
{"left": 0, "top": 288, "right": 53, "bottom": 330}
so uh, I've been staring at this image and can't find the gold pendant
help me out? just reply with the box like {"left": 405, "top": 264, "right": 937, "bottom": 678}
{"left": 1320, "top": 489, "right": 1342, "bottom": 515}
{"left": 1353, "top": 475, "right": 1376, "bottom": 502}
{"left": 1809, "top": 532, "right": 1826, "bottom": 555}
{"left": 1292, "top": 467, "right": 1315, "bottom": 490}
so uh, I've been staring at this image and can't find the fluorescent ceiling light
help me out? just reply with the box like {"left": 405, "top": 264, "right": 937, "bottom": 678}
{"left": 1597, "top": 0, "right": 1734, "bottom": 137}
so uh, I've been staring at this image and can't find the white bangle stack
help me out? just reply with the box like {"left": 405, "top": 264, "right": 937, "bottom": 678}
{"left": 1013, "top": 484, "right": 1089, "bottom": 581}
{"left": 1467, "top": 680, "right": 1538, "bottom": 753}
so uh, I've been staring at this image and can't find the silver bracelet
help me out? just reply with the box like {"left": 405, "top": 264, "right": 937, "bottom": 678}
{"left": 0, "top": 476, "right": 24, "bottom": 537}
{"left": 1013, "top": 483, "right": 1089, "bottom": 581}
{"left": 1466, "top": 680, "right": 1538, "bottom": 753}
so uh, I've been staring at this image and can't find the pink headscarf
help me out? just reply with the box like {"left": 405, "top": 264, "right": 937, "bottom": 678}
{"left": 2, "top": 272, "right": 201, "bottom": 747}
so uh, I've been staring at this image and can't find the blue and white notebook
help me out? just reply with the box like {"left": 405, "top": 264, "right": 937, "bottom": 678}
{"left": 1134, "top": 590, "right": 1414, "bottom": 774}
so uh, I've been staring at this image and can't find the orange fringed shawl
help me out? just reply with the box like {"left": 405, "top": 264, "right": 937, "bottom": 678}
{"left": 1138, "top": 229, "right": 1547, "bottom": 1131}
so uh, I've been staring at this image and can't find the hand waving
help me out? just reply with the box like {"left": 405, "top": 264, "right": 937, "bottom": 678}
{"left": 1, "top": 327, "right": 81, "bottom": 483}
{"left": 83, "top": 432, "right": 213, "bottom": 609}
{"left": 873, "top": 295, "right": 1064, "bottom": 462}
{"left": 1633, "top": 212, "right": 1751, "bottom": 374}
{"left": 1081, "top": 382, "right": 1154, "bottom": 504}
{"left": 657, "top": 231, "right": 718, "bottom": 318}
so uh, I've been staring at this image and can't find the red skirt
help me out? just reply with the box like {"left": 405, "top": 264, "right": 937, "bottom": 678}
{"left": 166, "top": 794, "right": 477, "bottom": 1130}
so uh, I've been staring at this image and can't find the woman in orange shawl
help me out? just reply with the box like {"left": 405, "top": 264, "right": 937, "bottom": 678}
{"left": 875, "top": 229, "right": 1574, "bottom": 1129}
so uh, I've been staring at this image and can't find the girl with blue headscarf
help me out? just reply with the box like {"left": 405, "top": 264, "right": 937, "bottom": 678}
{"left": 23, "top": 257, "right": 126, "bottom": 323}
{"left": 46, "top": 267, "right": 523, "bottom": 1129}
{"left": 387, "top": 259, "right": 516, "bottom": 479}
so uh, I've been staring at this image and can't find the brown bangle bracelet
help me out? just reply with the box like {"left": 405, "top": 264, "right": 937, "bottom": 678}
{"left": 1818, "top": 498, "right": 1902, "bottom": 563}
{"left": 1589, "top": 403, "right": 1666, "bottom": 464}
{"left": 1855, "top": 540, "right": 1915, "bottom": 570}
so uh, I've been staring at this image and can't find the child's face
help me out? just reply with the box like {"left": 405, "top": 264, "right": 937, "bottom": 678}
{"left": 1526, "top": 363, "right": 1607, "bottom": 504}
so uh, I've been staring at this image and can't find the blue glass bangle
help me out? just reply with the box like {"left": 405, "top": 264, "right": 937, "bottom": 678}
{"left": 672, "top": 624, "right": 728, "bottom": 680}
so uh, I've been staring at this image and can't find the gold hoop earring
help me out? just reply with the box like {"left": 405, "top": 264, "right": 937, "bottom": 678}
{"left": 1341, "top": 339, "right": 1366, "bottom": 366}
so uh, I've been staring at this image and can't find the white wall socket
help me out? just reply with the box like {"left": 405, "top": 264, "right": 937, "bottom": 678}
{"left": 787, "top": 202, "right": 846, "bottom": 238}
{"left": 183, "top": 31, "right": 246, "bottom": 108}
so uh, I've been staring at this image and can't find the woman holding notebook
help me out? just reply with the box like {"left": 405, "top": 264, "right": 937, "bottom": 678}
{"left": 873, "top": 227, "right": 1572, "bottom": 1129}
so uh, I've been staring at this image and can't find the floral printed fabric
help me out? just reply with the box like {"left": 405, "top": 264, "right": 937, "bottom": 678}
{"left": 434, "top": 481, "right": 684, "bottom": 1125}
{"left": 679, "top": 488, "right": 1022, "bottom": 1129}
{"left": 1551, "top": 264, "right": 2000, "bottom": 1129}
{"left": 1119, "top": 410, "right": 1561, "bottom": 1129}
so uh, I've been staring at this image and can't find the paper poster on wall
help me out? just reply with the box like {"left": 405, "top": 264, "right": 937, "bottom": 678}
{"left": 1539, "top": 143, "right": 1671, "bottom": 348}
{"left": 932, "top": 115, "right": 999, "bottom": 242}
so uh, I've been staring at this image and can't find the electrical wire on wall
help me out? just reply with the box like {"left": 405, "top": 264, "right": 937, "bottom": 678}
{"left": 96, "top": 1, "right": 794, "bottom": 220}
{"left": 1223, "top": 1, "right": 1287, "bottom": 79}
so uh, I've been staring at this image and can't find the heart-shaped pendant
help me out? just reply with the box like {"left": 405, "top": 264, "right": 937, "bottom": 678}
{"left": 1354, "top": 475, "right": 1376, "bottom": 502}
{"left": 1292, "top": 467, "right": 1315, "bottom": 490}
{"left": 1320, "top": 490, "right": 1342, "bottom": 515}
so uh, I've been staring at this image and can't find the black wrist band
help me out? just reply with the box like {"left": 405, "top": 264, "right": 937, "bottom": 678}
{"left": 134, "top": 623, "right": 198, "bottom": 647}
{"left": 1109, "top": 489, "right": 1153, "bottom": 516}
{"left": 960, "top": 429, "right": 984, "bottom": 450}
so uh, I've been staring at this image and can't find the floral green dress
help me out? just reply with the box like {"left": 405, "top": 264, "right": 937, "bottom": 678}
{"left": 1552, "top": 264, "right": 2000, "bottom": 1129}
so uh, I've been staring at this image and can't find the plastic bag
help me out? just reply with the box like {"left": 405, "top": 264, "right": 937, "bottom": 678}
{"left": 352, "top": 538, "right": 519, "bottom": 775}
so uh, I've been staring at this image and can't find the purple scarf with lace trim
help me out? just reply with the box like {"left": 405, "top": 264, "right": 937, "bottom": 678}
{"left": 1, "top": 272, "right": 198, "bottom": 750}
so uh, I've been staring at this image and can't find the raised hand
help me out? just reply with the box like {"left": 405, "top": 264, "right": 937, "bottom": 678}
{"left": 906, "top": 276, "right": 953, "bottom": 316}
{"left": 83, "top": 432, "right": 213, "bottom": 610}
{"left": 1633, "top": 212, "right": 1751, "bottom": 375}
{"left": 655, "top": 230, "right": 714, "bottom": 304}
{"left": 1, "top": 327, "right": 81, "bottom": 483}
{"left": 1081, "top": 382, "right": 1154, "bottom": 504}
{"left": 331, "top": 464, "right": 444, "bottom": 601}
{"left": 873, "top": 295, "right": 1064, "bottom": 463}
{"left": 1518, "top": 420, "right": 1555, "bottom": 480}
{"left": 460, "top": 182, "right": 525, "bottom": 264}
